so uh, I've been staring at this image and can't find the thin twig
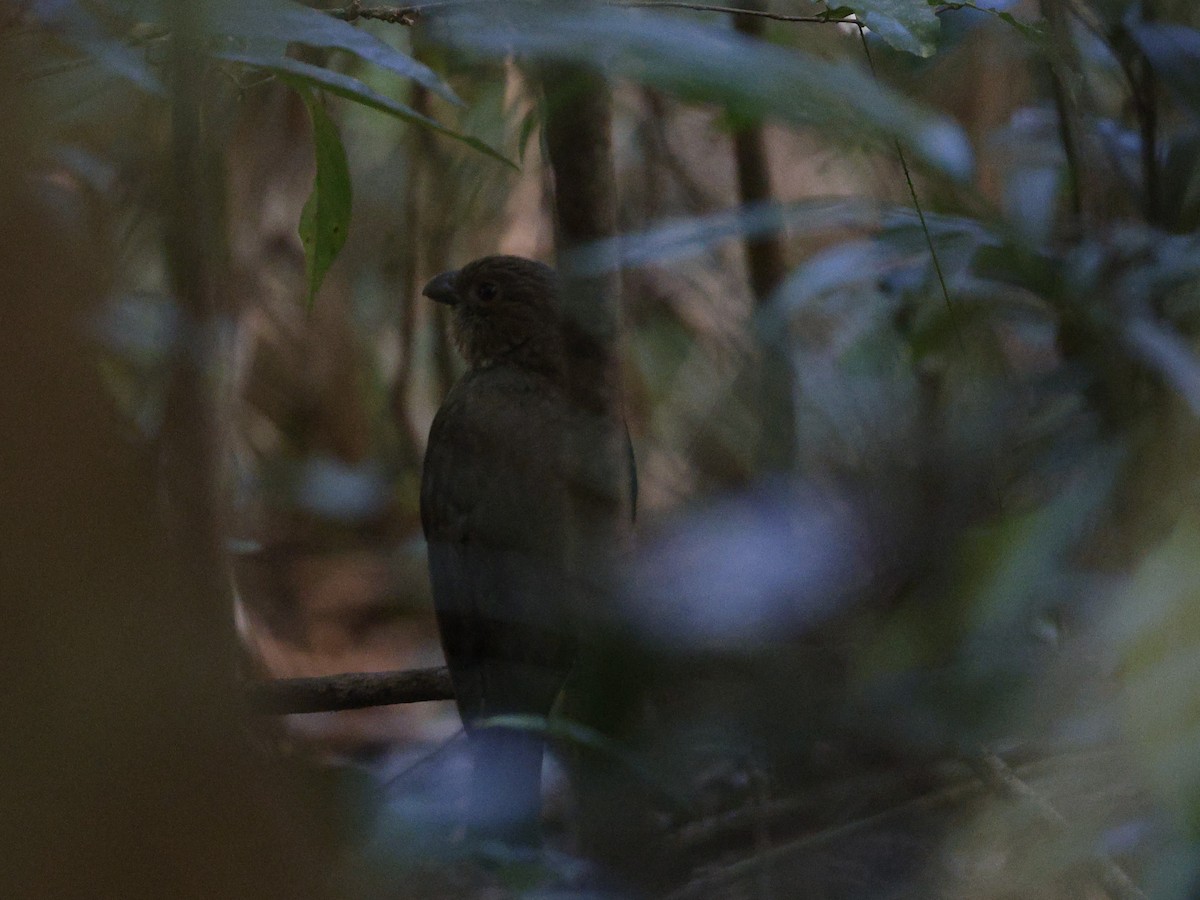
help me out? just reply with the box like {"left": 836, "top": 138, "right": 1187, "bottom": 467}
{"left": 857, "top": 27, "right": 963, "bottom": 354}
{"left": 323, "top": 0, "right": 865, "bottom": 27}
{"left": 328, "top": 0, "right": 421, "bottom": 25}
{"left": 1041, "top": 0, "right": 1085, "bottom": 229}
{"left": 1129, "top": 4, "right": 1161, "bottom": 227}
{"left": 246, "top": 665, "right": 454, "bottom": 713}
{"left": 668, "top": 748, "right": 1136, "bottom": 900}
{"left": 666, "top": 775, "right": 984, "bottom": 899}
{"left": 612, "top": 1, "right": 856, "bottom": 24}
{"left": 965, "top": 749, "right": 1148, "bottom": 900}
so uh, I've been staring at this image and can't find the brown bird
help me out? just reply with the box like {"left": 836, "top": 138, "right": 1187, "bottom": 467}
{"left": 420, "top": 255, "right": 632, "bottom": 845}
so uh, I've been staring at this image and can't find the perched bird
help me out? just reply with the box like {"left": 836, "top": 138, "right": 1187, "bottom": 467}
{"left": 420, "top": 255, "right": 631, "bottom": 845}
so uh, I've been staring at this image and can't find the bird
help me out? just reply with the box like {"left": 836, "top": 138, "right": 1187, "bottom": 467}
{"left": 419, "top": 255, "right": 633, "bottom": 846}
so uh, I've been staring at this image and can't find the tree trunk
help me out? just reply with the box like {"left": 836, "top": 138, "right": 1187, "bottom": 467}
{"left": 0, "top": 35, "right": 331, "bottom": 899}
{"left": 538, "top": 62, "right": 665, "bottom": 886}
{"left": 731, "top": 0, "right": 796, "bottom": 474}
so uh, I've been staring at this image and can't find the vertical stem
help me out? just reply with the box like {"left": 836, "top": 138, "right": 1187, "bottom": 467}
{"left": 859, "top": 27, "right": 963, "bottom": 354}
{"left": 1041, "top": 0, "right": 1085, "bottom": 230}
{"left": 1123, "top": 0, "right": 1161, "bottom": 226}
{"left": 730, "top": 0, "right": 795, "bottom": 474}
{"left": 730, "top": 1, "right": 787, "bottom": 301}
{"left": 541, "top": 64, "right": 622, "bottom": 416}
{"left": 162, "top": 4, "right": 234, "bottom": 658}
{"left": 1136, "top": 53, "right": 1160, "bottom": 227}
{"left": 539, "top": 62, "right": 627, "bottom": 535}
{"left": 539, "top": 61, "right": 660, "bottom": 884}
{"left": 392, "top": 82, "right": 431, "bottom": 463}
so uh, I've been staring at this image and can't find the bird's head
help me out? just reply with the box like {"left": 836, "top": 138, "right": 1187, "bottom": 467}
{"left": 423, "top": 255, "right": 563, "bottom": 374}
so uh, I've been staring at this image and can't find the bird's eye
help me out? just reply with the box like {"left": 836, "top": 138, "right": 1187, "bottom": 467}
{"left": 476, "top": 281, "right": 498, "bottom": 301}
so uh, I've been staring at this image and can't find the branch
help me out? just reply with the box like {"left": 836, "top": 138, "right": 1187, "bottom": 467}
{"left": 612, "top": 1, "right": 855, "bottom": 23}
{"left": 328, "top": 1, "right": 421, "bottom": 25}
{"left": 246, "top": 665, "right": 454, "bottom": 713}
{"left": 666, "top": 776, "right": 984, "bottom": 899}
{"left": 322, "top": 1, "right": 864, "bottom": 27}
{"left": 1040, "top": 0, "right": 1086, "bottom": 230}
{"left": 667, "top": 749, "right": 1139, "bottom": 900}
{"left": 965, "top": 749, "right": 1148, "bottom": 900}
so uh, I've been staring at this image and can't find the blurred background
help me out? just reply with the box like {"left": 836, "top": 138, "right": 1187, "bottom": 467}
{"left": 6, "top": 0, "right": 1200, "bottom": 896}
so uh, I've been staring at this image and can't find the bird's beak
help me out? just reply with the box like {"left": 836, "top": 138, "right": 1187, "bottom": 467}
{"left": 422, "top": 270, "right": 460, "bottom": 306}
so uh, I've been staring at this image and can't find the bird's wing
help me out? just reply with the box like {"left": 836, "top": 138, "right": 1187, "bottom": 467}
{"left": 421, "top": 368, "right": 576, "bottom": 722}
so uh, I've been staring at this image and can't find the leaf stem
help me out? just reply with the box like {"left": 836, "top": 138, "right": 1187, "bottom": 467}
{"left": 857, "top": 27, "right": 964, "bottom": 353}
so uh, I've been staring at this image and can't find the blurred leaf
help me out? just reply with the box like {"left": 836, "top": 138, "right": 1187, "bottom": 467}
{"left": 516, "top": 105, "right": 540, "bottom": 164}
{"left": 845, "top": 0, "right": 940, "bottom": 57}
{"left": 1003, "top": 166, "right": 1060, "bottom": 248}
{"left": 295, "top": 87, "right": 352, "bottom": 309}
{"left": 907, "top": 301, "right": 997, "bottom": 360}
{"left": 429, "top": 3, "right": 973, "bottom": 178}
{"left": 1127, "top": 21, "right": 1200, "bottom": 122}
{"left": 881, "top": 207, "right": 998, "bottom": 242}
{"left": 627, "top": 483, "right": 873, "bottom": 649}
{"left": 28, "top": 0, "right": 163, "bottom": 93}
{"left": 110, "top": 0, "right": 460, "bottom": 104}
{"left": 1123, "top": 317, "right": 1200, "bottom": 416}
{"left": 991, "top": 10, "right": 1047, "bottom": 44}
{"left": 973, "top": 242, "right": 1061, "bottom": 299}
{"left": 947, "top": 1, "right": 1047, "bottom": 45}
{"left": 567, "top": 198, "right": 878, "bottom": 274}
{"left": 774, "top": 240, "right": 883, "bottom": 312}
{"left": 1112, "top": 518, "right": 1200, "bottom": 822}
{"left": 476, "top": 714, "right": 691, "bottom": 812}
{"left": 222, "top": 52, "right": 515, "bottom": 167}
{"left": 961, "top": 452, "right": 1118, "bottom": 641}
{"left": 874, "top": 447, "right": 1120, "bottom": 676}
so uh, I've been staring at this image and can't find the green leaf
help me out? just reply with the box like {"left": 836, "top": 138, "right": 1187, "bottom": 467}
{"left": 222, "top": 52, "right": 516, "bottom": 168}
{"left": 216, "top": 0, "right": 461, "bottom": 105}
{"left": 844, "top": 0, "right": 941, "bottom": 57}
{"left": 939, "top": 2, "right": 1047, "bottom": 45}
{"left": 992, "top": 9, "right": 1047, "bottom": 44}
{"left": 28, "top": 0, "right": 163, "bottom": 93}
{"left": 516, "top": 105, "right": 541, "bottom": 165}
{"left": 428, "top": 4, "right": 972, "bottom": 179}
{"left": 109, "top": 0, "right": 461, "bottom": 104}
{"left": 295, "top": 88, "right": 352, "bottom": 309}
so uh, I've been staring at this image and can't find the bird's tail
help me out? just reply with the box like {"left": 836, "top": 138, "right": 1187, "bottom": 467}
{"left": 467, "top": 724, "right": 547, "bottom": 847}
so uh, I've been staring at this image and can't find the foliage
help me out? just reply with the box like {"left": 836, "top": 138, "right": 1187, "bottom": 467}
{"left": 296, "top": 86, "right": 352, "bottom": 307}
{"left": 14, "top": 0, "right": 1200, "bottom": 897}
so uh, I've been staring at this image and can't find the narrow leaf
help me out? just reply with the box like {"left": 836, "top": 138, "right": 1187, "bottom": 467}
{"left": 222, "top": 52, "right": 516, "bottom": 168}
{"left": 29, "top": 0, "right": 163, "bottom": 93}
{"left": 940, "top": 2, "right": 1046, "bottom": 45}
{"left": 296, "top": 88, "right": 352, "bottom": 309}
{"left": 107, "top": 0, "right": 459, "bottom": 104}
{"left": 1124, "top": 317, "right": 1200, "bottom": 416}
{"left": 565, "top": 198, "right": 879, "bottom": 275}
{"left": 845, "top": 0, "right": 940, "bottom": 57}
{"left": 211, "top": 0, "right": 461, "bottom": 106}
{"left": 429, "top": 4, "right": 972, "bottom": 179}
